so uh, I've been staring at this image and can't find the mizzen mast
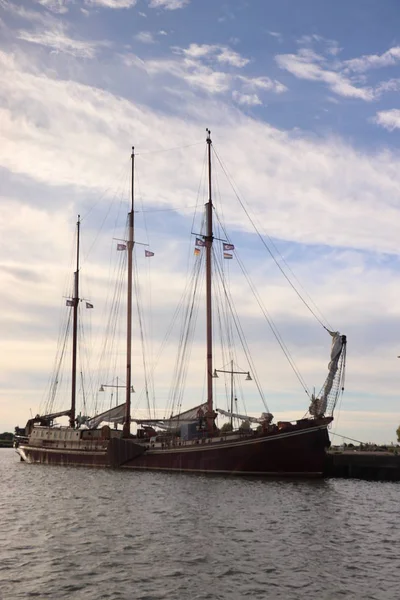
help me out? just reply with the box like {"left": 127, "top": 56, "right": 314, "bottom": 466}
{"left": 70, "top": 215, "right": 80, "bottom": 428}
{"left": 124, "top": 147, "right": 135, "bottom": 437}
{"left": 205, "top": 129, "right": 214, "bottom": 434}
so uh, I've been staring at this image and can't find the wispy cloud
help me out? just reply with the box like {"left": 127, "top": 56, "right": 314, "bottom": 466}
{"left": 85, "top": 0, "right": 137, "bottom": 8}
{"left": 148, "top": 0, "right": 190, "bottom": 9}
{"left": 17, "top": 25, "right": 107, "bottom": 58}
{"left": 276, "top": 49, "right": 374, "bottom": 101}
{"left": 232, "top": 90, "right": 261, "bottom": 106}
{"left": 267, "top": 31, "right": 283, "bottom": 43}
{"left": 278, "top": 38, "right": 400, "bottom": 102}
{"left": 126, "top": 43, "right": 286, "bottom": 98}
{"left": 238, "top": 74, "right": 287, "bottom": 94}
{"left": 297, "top": 34, "right": 342, "bottom": 56}
{"left": 375, "top": 78, "right": 400, "bottom": 94}
{"left": 0, "top": 0, "right": 58, "bottom": 25}
{"left": 35, "top": 0, "right": 69, "bottom": 14}
{"left": 176, "top": 43, "right": 249, "bottom": 68}
{"left": 373, "top": 109, "right": 400, "bottom": 131}
{"left": 344, "top": 46, "right": 400, "bottom": 73}
{"left": 135, "top": 31, "right": 156, "bottom": 44}
{"left": 134, "top": 55, "right": 232, "bottom": 93}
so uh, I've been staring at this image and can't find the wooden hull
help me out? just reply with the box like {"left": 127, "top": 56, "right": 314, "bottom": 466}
{"left": 16, "top": 436, "right": 145, "bottom": 468}
{"left": 16, "top": 421, "right": 331, "bottom": 477}
{"left": 121, "top": 424, "right": 330, "bottom": 476}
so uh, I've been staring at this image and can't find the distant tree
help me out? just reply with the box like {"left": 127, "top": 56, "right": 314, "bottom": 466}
{"left": 396, "top": 425, "right": 400, "bottom": 443}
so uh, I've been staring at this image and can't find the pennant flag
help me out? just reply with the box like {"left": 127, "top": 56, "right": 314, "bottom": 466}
{"left": 223, "top": 243, "right": 235, "bottom": 251}
{"left": 194, "top": 247, "right": 201, "bottom": 256}
{"left": 223, "top": 252, "right": 233, "bottom": 259}
{"left": 145, "top": 250, "right": 154, "bottom": 257}
{"left": 86, "top": 302, "right": 94, "bottom": 309}
{"left": 117, "top": 243, "right": 126, "bottom": 251}
{"left": 66, "top": 299, "right": 74, "bottom": 307}
{"left": 195, "top": 237, "right": 206, "bottom": 247}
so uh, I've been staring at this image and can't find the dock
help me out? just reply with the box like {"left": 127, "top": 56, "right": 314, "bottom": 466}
{"left": 325, "top": 450, "right": 400, "bottom": 481}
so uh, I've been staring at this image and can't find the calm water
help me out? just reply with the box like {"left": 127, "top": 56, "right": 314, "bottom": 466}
{"left": 0, "top": 449, "right": 398, "bottom": 600}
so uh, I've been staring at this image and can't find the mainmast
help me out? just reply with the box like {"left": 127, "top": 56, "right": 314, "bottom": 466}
{"left": 124, "top": 147, "right": 135, "bottom": 437}
{"left": 205, "top": 129, "right": 214, "bottom": 434}
{"left": 70, "top": 216, "right": 80, "bottom": 428}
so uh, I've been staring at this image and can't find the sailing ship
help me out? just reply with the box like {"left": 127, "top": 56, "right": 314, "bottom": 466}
{"left": 15, "top": 132, "right": 347, "bottom": 476}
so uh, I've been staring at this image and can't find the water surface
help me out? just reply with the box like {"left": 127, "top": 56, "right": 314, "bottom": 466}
{"left": 0, "top": 449, "right": 398, "bottom": 599}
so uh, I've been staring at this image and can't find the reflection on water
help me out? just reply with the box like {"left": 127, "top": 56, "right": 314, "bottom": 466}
{"left": 0, "top": 449, "right": 398, "bottom": 600}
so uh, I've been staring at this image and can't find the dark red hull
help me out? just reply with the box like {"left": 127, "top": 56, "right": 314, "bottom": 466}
{"left": 16, "top": 436, "right": 145, "bottom": 468}
{"left": 16, "top": 420, "right": 331, "bottom": 477}
{"left": 122, "top": 423, "right": 330, "bottom": 476}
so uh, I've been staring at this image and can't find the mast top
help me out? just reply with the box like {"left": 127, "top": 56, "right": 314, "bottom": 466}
{"left": 206, "top": 128, "right": 212, "bottom": 144}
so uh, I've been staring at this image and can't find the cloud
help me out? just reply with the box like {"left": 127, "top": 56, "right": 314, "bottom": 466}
{"left": 85, "top": 0, "right": 137, "bottom": 8}
{"left": 276, "top": 49, "right": 374, "bottom": 101}
{"left": 177, "top": 43, "right": 249, "bottom": 68}
{"left": 232, "top": 90, "right": 261, "bottom": 106}
{"left": 0, "top": 0, "right": 58, "bottom": 25}
{"left": 278, "top": 39, "right": 400, "bottom": 101}
{"left": 374, "top": 78, "right": 400, "bottom": 94}
{"left": 135, "top": 31, "right": 156, "bottom": 44}
{"left": 125, "top": 43, "right": 286, "bottom": 99}
{"left": 344, "top": 46, "right": 400, "bottom": 73}
{"left": 35, "top": 0, "right": 69, "bottom": 13}
{"left": 238, "top": 74, "right": 287, "bottom": 94}
{"left": 267, "top": 31, "right": 283, "bottom": 43}
{"left": 2, "top": 49, "right": 400, "bottom": 255}
{"left": 133, "top": 55, "right": 232, "bottom": 93}
{"left": 148, "top": 0, "right": 190, "bottom": 9}
{"left": 17, "top": 25, "right": 107, "bottom": 58}
{"left": 297, "top": 34, "right": 341, "bottom": 56}
{"left": 373, "top": 109, "right": 400, "bottom": 131}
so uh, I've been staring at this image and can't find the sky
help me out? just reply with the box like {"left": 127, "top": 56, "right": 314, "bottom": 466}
{"left": 1, "top": 0, "right": 400, "bottom": 444}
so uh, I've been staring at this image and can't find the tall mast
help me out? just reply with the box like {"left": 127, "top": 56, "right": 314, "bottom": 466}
{"left": 205, "top": 129, "right": 214, "bottom": 434}
{"left": 124, "top": 147, "right": 135, "bottom": 437}
{"left": 70, "top": 215, "right": 80, "bottom": 428}
{"left": 230, "top": 359, "right": 234, "bottom": 429}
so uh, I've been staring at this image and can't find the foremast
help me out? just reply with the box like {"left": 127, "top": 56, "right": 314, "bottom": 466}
{"left": 124, "top": 147, "right": 135, "bottom": 437}
{"left": 70, "top": 216, "right": 80, "bottom": 428}
{"left": 205, "top": 129, "right": 214, "bottom": 434}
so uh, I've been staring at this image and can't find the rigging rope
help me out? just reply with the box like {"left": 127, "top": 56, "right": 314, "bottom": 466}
{"left": 212, "top": 147, "right": 332, "bottom": 333}
{"left": 213, "top": 210, "right": 311, "bottom": 398}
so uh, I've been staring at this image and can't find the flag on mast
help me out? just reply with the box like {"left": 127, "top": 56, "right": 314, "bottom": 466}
{"left": 86, "top": 302, "right": 94, "bottom": 309}
{"left": 66, "top": 299, "right": 74, "bottom": 307}
{"left": 195, "top": 237, "right": 206, "bottom": 247}
{"left": 117, "top": 243, "right": 126, "bottom": 251}
{"left": 194, "top": 247, "right": 201, "bottom": 256}
{"left": 223, "top": 243, "right": 235, "bottom": 251}
{"left": 223, "top": 252, "right": 233, "bottom": 259}
{"left": 145, "top": 250, "right": 154, "bottom": 257}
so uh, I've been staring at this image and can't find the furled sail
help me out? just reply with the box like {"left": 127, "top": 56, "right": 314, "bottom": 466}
{"left": 216, "top": 408, "right": 262, "bottom": 424}
{"left": 133, "top": 403, "right": 209, "bottom": 430}
{"left": 309, "top": 331, "right": 347, "bottom": 418}
{"left": 87, "top": 403, "right": 126, "bottom": 429}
